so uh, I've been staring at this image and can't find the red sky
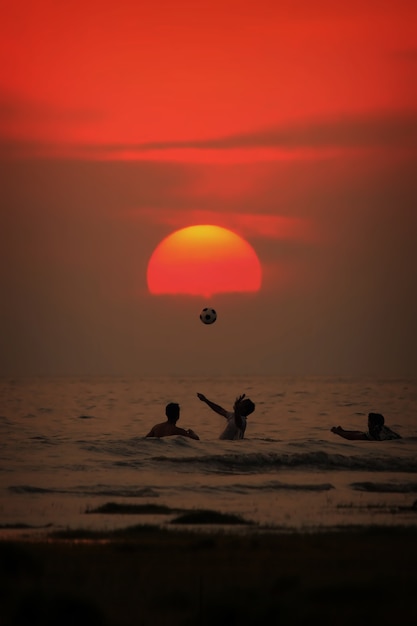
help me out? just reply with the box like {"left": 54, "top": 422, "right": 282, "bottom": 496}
{"left": 1, "top": 0, "right": 416, "bottom": 377}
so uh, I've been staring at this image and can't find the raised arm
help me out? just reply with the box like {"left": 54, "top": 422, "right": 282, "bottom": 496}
{"left": 197, "top": 393, "right": 229, "bottom": 418}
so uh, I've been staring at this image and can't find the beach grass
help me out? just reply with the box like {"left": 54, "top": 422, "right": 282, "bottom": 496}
{"left": 1, "top": 526, "right": 417, "bottom": 625}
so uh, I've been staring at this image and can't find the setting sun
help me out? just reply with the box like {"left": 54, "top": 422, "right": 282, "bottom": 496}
{"left": 147, "top": 225, "right": 262, "bottom": 297}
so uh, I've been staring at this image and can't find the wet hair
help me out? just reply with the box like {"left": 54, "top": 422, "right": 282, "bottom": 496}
{"left": 368, "top": 413, "right": 385, "bottom": 427}
{"left": 368, "top": 412, "right": 384, "bottom": 439}
{"left": 241, "top": 398, "right": 255, "bottom": 417}
{"left": 166, "top": 402, "right": 180, "bottom": 423}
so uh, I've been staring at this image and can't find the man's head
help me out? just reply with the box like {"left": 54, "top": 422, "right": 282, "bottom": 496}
{"left": 368, "top": 412, "right": 384, "bottom": 428}
{"left": 166, "top": 402, "right": 180, "bottom": 424}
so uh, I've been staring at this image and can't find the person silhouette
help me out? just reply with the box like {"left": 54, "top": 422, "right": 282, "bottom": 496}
{"left": 197, "top": 392, "right": 255, "bottom": 440}
{"left": 146, "top": 402, "right": 199, "bottom": 440}
{"left": 331, "top": 412, "right": 401, "bottom": 441}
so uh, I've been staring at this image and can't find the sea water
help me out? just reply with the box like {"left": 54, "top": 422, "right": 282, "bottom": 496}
{"left": 1, "top": 376, "right": 416, "bottom": 537}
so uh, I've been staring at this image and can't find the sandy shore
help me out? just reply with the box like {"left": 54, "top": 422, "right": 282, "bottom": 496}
{"left": 2, "top": 526, "right": 417, "bottom": 626}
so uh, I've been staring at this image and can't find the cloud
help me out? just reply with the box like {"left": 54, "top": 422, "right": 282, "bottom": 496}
{"left": 0, "top": 90, "right": 104, "bottom": 153}
{"left": 0, "top": 91, "right": 100, "bottom": 124}
{"left": 2, "top": 107, "right": 415, "bottom": 161}
{"left": 93, "top": 110, "right": 417, "bottom": 153}
{"left": 127, "top": 208, "right": 313, "bottom": 241}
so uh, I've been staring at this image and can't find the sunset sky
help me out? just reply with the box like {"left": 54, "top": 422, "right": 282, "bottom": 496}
{"left": 1, "top": 0, "right": 416, "bottom": 377}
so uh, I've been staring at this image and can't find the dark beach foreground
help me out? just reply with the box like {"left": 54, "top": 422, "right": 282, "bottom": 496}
{"left": 2, "top": 526, "right": 417, "bottom": 626}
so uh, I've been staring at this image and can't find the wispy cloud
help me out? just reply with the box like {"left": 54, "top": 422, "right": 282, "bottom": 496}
{"left": 2, "top": 108, "right": 415, "bottom": 161}
{"left": 116, "top": 111, "right": 417, "bottom": 151}
{"left": 127, "top": 208, "right": 314, "bottom": 241}
{"left": 0, "top": 91, "right": 101, "bottom": 125}
{"left": 0, "top": 90, "right": 103, "bottom": 153}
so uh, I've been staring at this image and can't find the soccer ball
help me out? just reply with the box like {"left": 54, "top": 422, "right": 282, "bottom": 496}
{"left": 200, "top": 307, "right": 217, "bottom": 325}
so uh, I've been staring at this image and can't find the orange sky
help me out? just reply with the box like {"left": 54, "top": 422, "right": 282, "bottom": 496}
{"left": 1, "top": 0, "right": 416, "bottom": 377}
{"left": 1, "top": 0, "right": 415, "bottom": 149}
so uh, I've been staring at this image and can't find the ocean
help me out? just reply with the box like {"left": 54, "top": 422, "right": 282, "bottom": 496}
{"left": 1, "top": 376, "right": 416, "bottom": 537}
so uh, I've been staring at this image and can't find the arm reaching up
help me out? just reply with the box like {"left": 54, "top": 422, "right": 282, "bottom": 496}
{"left": 197, "top": 393, "right": 229, "bottom": 418}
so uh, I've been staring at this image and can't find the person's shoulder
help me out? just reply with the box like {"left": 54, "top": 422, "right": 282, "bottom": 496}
{"left": 146, "top": 422, "right": 166, "bottom": 437}
{"left": 174, "top": 426, "right": 188, "bottom": 436}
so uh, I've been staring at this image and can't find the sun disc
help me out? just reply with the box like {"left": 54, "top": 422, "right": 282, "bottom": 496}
{"left": 147, "top": 225, "right": 262, "bottom": 297}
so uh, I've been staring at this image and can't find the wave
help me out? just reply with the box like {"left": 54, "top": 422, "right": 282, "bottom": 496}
{"left": 191, "top": 480, "right": 334, "bottom": 493}
{"left": 8, "top": 485, "right": 159, "bottom": 497}
{"left": 351, "top": 481, "right": 417, "bottom": 493}
{"left": 149, "top": 450, "right": 417, "bottom": 474}
{"left": 8, "top": 481, "right": 334, "bottom": 499}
